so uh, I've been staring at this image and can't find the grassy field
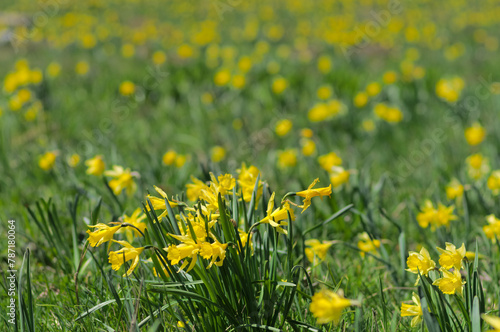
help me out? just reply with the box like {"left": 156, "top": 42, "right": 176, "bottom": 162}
{"left": 1, "top": 0, "right": 500, "bottom": 331}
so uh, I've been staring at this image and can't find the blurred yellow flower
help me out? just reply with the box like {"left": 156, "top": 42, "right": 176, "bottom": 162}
{"left": 214, "top": 69, "right": 231, "bottom": 86}
{"left": 39, "top": 151, "right": 58, "bottom": 171}
{"left": 75, "top": 61, "right": 90, "bottom": 76}
{"left": 121, "top": 43, "right": 135, "bottom": 58}
{"left": 85, "top": 155, "right": 106, "bottom": 176}
{"left": 466, "top": 153, "right": 490, "bottom": 180}
{"left": 310, "top": 289, "right": 353, "bottom": 324}
{"left": 446, "top": 179, "right": 464, "bottom": 200}
{"left": 353, "top": 92, "right": 368, "bottom": 108}
{"left": 357, "top": 232, "right": 380, "bottom": 257}
{"left": 436, "top": 77, "right": 465, "bottom": 103}
{"left": 487, "top": 171, "right": 500, "bottom": 195}
{"left": 119, "top": 81, "right": 135, "bottom": 96}
{"left": 362, "top": 119, "right": 376, "bottom": 132}
{"left": 383, "top": 71, "right": 398, "bottom": 84}
{"left": 68, "top": 153, "right": 80, "bottom": 167}
{"left": 366, "top": 82, "right": 381, "bottom": 97}
{"left": 401, "top": 293, "right": 423, "bottom": 327}
{"left": 162, "top": 150, "right": 177, "bottom": 166}
{"left": 109, "top": 240, "right": 145, "bottom": 277}
{"left": 47, "top": 62, "right": 61, "bottom": 78}
{"left": 305, "top": 239, "right": 334, "bottom": 265}
{"left": 277, "top": 149, "right": 297, "bottom": 169}
{"left": 271, "top": 77, "right": 288, "bottom": 95}
{"left": 275, "top": 119, "right": 293, "bottom": 136}
{"left": 482, "top": 314, "right": 500, "bottom": 331}
{"left": 300, "top": 128, "right": 313, "bottom": 138}
{"left": 177, "top": 44, "right": 194, "bottom": 59}
{"left": 483, "top": 214, "right": 500, "bottom": 243}
{"left": 238, "top": 56, "right": 252, "bottom": 73}
{"left": 210, "top": 146, "right": 226, "bottom": 162}
{"left": 317, "top": 85, "right": 332, "bottom": 100}
{"left": 317, "top": 55, "right": 332, "bottom": 74}
{"left": 175, "top": 154, "right": 188, "bottom": 168}
{"left": 231, "top": 74, "right": 246, "bottom": 89}
{"left": 152, "top": 50, "right": 166, "bottom": 65}
{"left": 104, "top": 165, "right": 139, "bottom": 196}
{"left": 301, "top": 138, "right": 316, "bottom": 156}
{"left": 464, "top": 123, "right": 486, "bottom": 146}
{"left": 318, "top": 152, "right": 342, "bottom": 172}
{"left": 328, "top": 166, "right": 349, "bottom": 188}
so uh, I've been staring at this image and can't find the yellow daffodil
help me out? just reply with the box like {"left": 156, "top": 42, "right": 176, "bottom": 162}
{"left": 401, "top": 292, "right": 423, "bottom": 327}
{"left": 237, "top": 163, "right": 263, "bottom": 203}
{"left": 466, "top": 153, "right": 490, "bottom": 180}
{"left": 167, "top": 238, "right": 200, "bottom": 272}
{"left": 105, "top": 165, "right": 139, "bottom": 196}
{"left": 85, "top": 155, "right": 105, "bottom": 176}
{"left": 464, "top": 123, "right": 486, "bottom": 146}
{"left": 162, "top": 150, "right": 177, "bottom": 165}
{"left": 145, "top": 185, "right": 179, "bottom": 220}
{"left": 329, "top": 166, "right": 350, "bottom": 188}
{"left": 108, "top": 240, "right": 145, "bottom": 277}
{"left": 432, "top": 268, "right": 465, "bottom": 295}
{"left": 275, "top": 119, "right": 293, "bottom": 136}
{"left": 87, "top": 223, "right": 121, "bottom": 247}
{"left": 310, "top": 289, "right": 355, "bottom": 324}
{"left": 39, "top": 151, "right": 58, "bottom": 171}
{"left": 119, "top": 208, "right": 147, "bottom": 242}
{"left": 277, "top": 149, "right": 297, "bottom": 169}
{"left": 296, "top": 178, "right": 332, "bottom": 213}
{"left": 406, "top": 247, "right": 436, "bottom": 284}
{"left": 482, "top": 314, "right": 500, "bottom": 332}
{"left": 357, "top": 232, "right": 381, "bottom": 258}
{"left": 199, "top": 239, "right": 228, "bottom": 268}
{"left": 305, "top": 239, "right": 334, "bottom": 265}
{"left": 259, "top": 192, "right": 294, "bottom": 235}
{"left": 186, "top": 176, "right": 209, "bottom": 202}
{"left": 446, "top": 179, "right": 464, "bottom": 200}
{"left": 68, "top": 153, "right": 80, "bottom": 167}
{"left": 318, "top": 152, "right": 342, "bottom": 172}
{"left": 487, "top": 171, "right": 500, "bottom": 195}
{"left": 210, "top": 146, "right": 226, "bottom": 162}
{"left": 483, "top": 214, "right": 500, "bottom": 243}
{"left": 437, "top": 242, "right": 466, "bottom": 270}
{"left": 119, "top": 80, "right": 135, "bottom": 96}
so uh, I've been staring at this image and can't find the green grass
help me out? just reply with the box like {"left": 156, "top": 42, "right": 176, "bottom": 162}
{"left": 1, "top": 0, "right": 500, "bottom": 330}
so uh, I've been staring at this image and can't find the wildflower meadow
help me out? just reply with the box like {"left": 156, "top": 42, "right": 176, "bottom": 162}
{"left": 1, "top": 0, "right": 500, "bottom": 331}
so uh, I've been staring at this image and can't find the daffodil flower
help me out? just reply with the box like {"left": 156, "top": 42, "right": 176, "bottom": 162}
{"left": 437, "top": 242, "right": 466, "bottom": 270}
{"left": 87, "top": 223, "right": 121, "bottom": 247}
{"left": 145, "top": 185, "right": 179, "bottom": 220}
{"left": 310, "top": 289, "right": 358, "bottom": 324}
{"left": 406, "top": 247, "right": 436, "bottom": 285}
{"left": 401, "top": 292, "right": 423, "bottom": 327}
{"left": 260, "top": 192, "right": 294, "bottom": 235}
{"left": 296, "top": 178, "right": 332, "bottom": 213}
{"left": 432, "top": 268, "right": 465, "bottom": 295}
{"left": 108, "top": 240, "right": 145, "bottom": 277}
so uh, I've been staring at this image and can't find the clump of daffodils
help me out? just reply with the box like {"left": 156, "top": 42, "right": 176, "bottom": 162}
{"left": 416, "top": 200, "right": 457, "bottom": 230}
{"left": 86, "top": 165, "right": 334, "bottom": 278}
{"left": 402, "top": 242, "right": 468, "bottom": 327}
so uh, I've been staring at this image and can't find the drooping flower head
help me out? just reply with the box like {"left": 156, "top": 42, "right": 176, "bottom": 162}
{"left": 310, "top": 289, "right": 355, "bottom": 324}
{"left": 296, "top": 178, "right": 332, "bottom": 213}
{"left": 108, "top": 240, "right": 145, "bottom": 277}
{"left": 401, "top": 292, "right": 423, "bottom": 327}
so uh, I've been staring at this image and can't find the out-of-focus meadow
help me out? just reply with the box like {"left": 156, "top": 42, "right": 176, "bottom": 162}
{"left": 1, "top": 0, "right": 500, "bottom": 330}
